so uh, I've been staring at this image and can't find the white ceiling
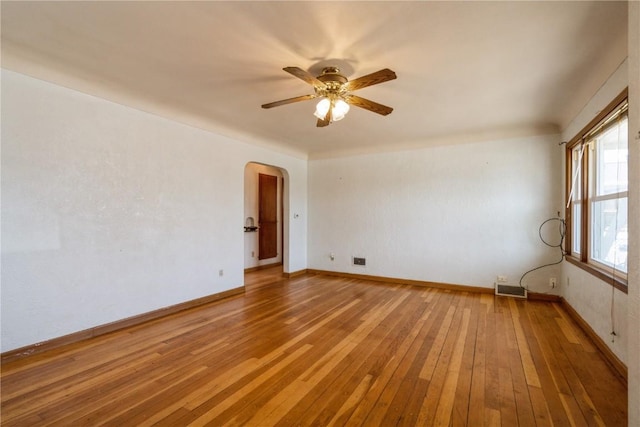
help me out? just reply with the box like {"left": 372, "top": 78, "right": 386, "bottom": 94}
{"left": 1, "top": 1, "right": 628, "bottom": 159}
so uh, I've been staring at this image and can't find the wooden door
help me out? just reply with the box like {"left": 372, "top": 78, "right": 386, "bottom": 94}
{"left": 258, "top": 173, "right": 278, "bottom": 260}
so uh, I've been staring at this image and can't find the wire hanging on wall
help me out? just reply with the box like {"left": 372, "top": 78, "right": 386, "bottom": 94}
{"left": 519, "top": 217, "right": 566, "bottom": 291}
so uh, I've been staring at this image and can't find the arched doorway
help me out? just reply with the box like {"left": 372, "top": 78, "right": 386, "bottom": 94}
{"left": 243, "top": 162, "right": 289, "bottom": 272}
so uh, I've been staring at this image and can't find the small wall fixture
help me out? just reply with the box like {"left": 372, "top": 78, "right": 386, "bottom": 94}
{"left": 244, "top": 217, "right": 258, "bottom": 232}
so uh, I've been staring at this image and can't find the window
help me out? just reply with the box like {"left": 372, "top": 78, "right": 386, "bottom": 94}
{"left": 565, "top": 90, "right": 628, "bottom": 290}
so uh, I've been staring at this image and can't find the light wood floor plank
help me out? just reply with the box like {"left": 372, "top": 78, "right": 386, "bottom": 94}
{"left": 415, "top": 294, "right": 466, "bottom": 426}
{"left": 0, "top": 267, "right": 627, "bottom": 426}
{"left": 467, "top": 295, "right": 487, "bottom": 424}
{"left": 433, "top": 307, "right": 471, "bottom": 426}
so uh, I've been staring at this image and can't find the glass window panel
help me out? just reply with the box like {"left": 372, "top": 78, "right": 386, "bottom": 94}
{"left": 595, "top": 117, "right": 628, "bottom": 196}
{"left": 590, "top": 197, "right": 628, "bottom": 273}
{"left": 572, "top": 146, "right": 582, "bottom": 200}
{"left": 566, "top": 97, "right": 628, "bottom": 286}
{"left": 572, "top": 202, "right": 581, "bottom": 255}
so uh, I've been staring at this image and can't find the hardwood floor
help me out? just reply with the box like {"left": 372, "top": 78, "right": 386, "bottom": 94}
{"left": 1, "top": 267, "right": 627, "bottom": 426}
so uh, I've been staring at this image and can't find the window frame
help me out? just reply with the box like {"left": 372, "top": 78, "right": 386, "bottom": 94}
{"left": 565, "top": 89, "right": 628, "bottom": 292}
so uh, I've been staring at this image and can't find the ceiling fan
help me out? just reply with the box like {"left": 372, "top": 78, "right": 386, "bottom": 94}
{"left": 261, "top": 66, "right": 397, "bottom": 127}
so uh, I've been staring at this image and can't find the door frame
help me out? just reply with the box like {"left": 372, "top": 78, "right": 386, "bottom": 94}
{"left": 244, "top": 162, "right": 290, "bottom": 272}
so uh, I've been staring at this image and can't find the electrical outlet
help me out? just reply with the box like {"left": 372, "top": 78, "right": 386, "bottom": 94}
{"left": 549, "top": 277, "right": 556, "bottom": 288}
{"left": 251, "top": 251, "right": 255, "bottom": 258}
{"left": 330, "top": 253, "right": 335, "bottom": 261}
{"left": 497, "top": 275, "right": 508, "bottom": 283}
{"left": 353, "top": 257, "right": 366, "bottom": 266}
{"left": 219, "top": 269, "right": 224, "bottom": 277}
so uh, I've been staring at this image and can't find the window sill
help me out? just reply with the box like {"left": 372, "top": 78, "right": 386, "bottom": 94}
{"left": 565, "top": 256, "right": 628, "bottom": 293}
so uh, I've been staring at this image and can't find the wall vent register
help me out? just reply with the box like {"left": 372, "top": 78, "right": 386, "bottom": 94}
{"left": 495, "top": 283, "right": 527, "bottom": 299}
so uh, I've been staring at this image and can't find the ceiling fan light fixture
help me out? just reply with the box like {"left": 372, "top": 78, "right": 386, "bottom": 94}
{"left": 332, "top": 99, "right": 350, "bottom": 121}
{"left": 313, "top": 97, "right": 350, "bottom": 122}
{"left": 313, "top": 98, "right": 331, "bottom": 120}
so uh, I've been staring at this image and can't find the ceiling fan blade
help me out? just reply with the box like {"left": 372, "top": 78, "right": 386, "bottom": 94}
{"left": 283, "top": 67, "right": 325, "bottom": 87}
{"left": 344, "top": 94, "right": 393, "bottom": 116}
{"left": 261, "top": 94, "right": 316, "bottom": 109}
{"left": 345, "top": 68, "right": 397, "bottom": 91}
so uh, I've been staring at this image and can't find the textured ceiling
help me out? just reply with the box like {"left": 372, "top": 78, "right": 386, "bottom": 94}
{"left": 1, "top": 1, "right": 628, "bottom": 158}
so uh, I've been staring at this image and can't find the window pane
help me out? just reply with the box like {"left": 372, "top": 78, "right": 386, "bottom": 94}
{"left": 572, "top": 202, "right": 581, "bottom": 255}
{"left": 591, "top": 197, "right": 628, "bottom": 273}
{"left": 572, "top": 146, "right": 582, "bottom": 200}
{"left": 595, "top": 117, "right": 628, "bottom": 196}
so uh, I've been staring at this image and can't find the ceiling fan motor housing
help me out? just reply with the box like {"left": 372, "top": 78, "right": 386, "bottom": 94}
{"left": 317, "top": 67, "right": 348, "bottom": 95}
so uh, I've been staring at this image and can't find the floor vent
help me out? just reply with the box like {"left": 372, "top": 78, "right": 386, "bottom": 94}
{"left": 495, "top": 283, "right": 527, "bottom": 299}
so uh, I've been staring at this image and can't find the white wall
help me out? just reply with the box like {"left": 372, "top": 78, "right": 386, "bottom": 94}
{"left": 0, "top": 69, "right": 308, "bottom": 352}
{"left": 244, "top": 162, "right": 283, "bottom": 268}
{"left": 560, "top": 59, "right": 628, "bottom": 364}
{"left": 308, "top": 134, "right": 563, "bottom": 291}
